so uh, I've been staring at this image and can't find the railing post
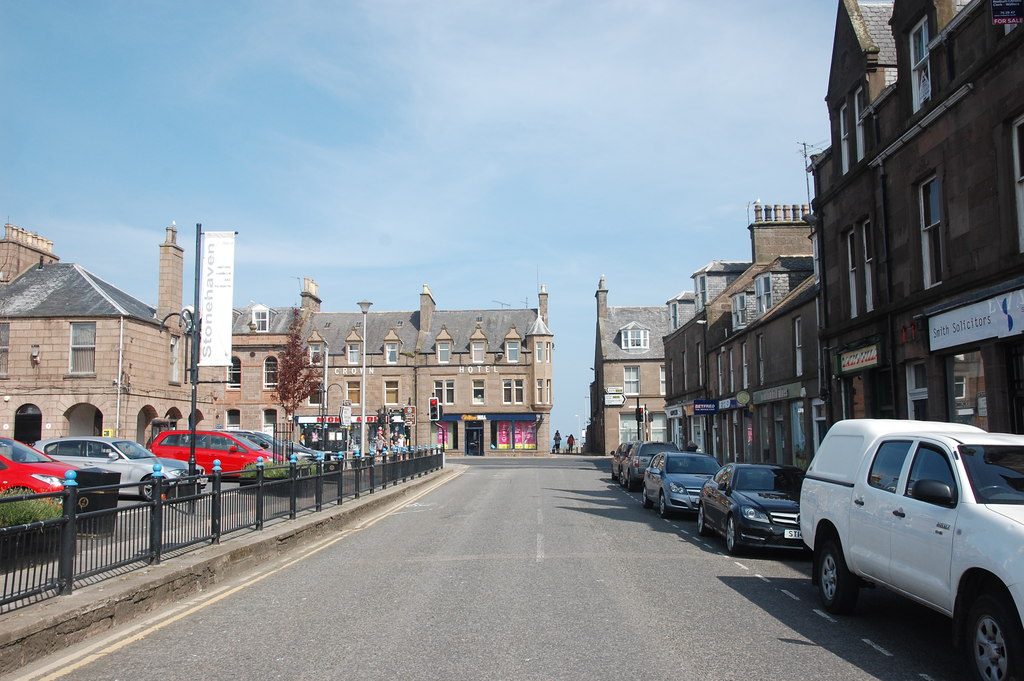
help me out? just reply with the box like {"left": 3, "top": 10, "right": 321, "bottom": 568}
{"left": 149, "top": 464, "right": 165, "bottom": 565}
{"left": 370, "top": 454, "right": 377, "bottom": 493}
{"left": 58, "top": 471, "right": 78, "bottom": 595}
{"left": 315, "top": 453, "right": 324, "bottom": 512}
{"left": 211, "top": 460, "right": 222, "bottom": 544}
{"left": 255, "top": 457, "right": 265, "bottom": 531}
{"left": 289, "top": 454, "right": 298, "bottom": 520}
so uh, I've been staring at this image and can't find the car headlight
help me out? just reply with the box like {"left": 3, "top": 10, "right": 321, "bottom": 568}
{"left": 31, "top": 473, "right": 65, "bottom": 488}
{"left": 669, "top": 482, "right": 686, "bottom": 494}
{"left": 164, "top": 468, "right": 185, "bottom": 479}
{"left": 741, "top": 506, "right": 770, "bottom": 523}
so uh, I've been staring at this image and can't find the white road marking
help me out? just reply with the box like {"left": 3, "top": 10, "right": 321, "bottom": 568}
{"left": 862, "top": 639, "right": 893, "bottom": 657}
{"left": 813, "top": 609, "right": 837, "bottom": 623}
{"left": 733, "top": 561, "right": 749, "bottom": 570}
{"left": 756, "top": 574, "right": 770, "bottom": 583}
{"left": 536, "top": 533, "right": 544, "bottom": 563}
{"left": 780, "top": 589, "right": 800, "bottom": 601}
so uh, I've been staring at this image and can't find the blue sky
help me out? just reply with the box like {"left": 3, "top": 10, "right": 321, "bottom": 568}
{"left": 1, "top": 1, "right": 837, "bottom": 444}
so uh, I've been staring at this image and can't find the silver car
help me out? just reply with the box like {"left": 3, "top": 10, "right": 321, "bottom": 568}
{"left": 641, "top": 451, "right": 721, "bottom": 518}
{"left": 36, "top": 436, "right": 200, "bottom": 499}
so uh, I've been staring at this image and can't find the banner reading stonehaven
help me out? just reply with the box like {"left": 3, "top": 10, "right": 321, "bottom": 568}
{"left": 198, "top": 231, "right": 236, "bottom": 367}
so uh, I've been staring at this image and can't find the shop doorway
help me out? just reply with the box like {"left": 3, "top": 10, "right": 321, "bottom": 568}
{"left": 466, "top": 423, "right": 484, "bottom": 456}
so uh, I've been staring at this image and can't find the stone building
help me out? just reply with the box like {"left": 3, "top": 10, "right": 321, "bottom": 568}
{"left": 0, "top": 223, "right": 207, "bottom": 444}
{"left": 662, "top": 204, "right": 817, "bottom": 463}
{"left": 812, "top": 0, "right": 1024, "bottom": 429}
{"left": 589, "top": 277, "right": 672, "bottom": 456}
{"left": 221, "top": 281, "right": 555, "bottom": 456}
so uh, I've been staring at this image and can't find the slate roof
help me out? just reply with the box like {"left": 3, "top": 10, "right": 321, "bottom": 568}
{"left": 598, "top": 305, "right": 671, "bottom": 361}
{"left": 1, "top": 263, "right": 156, "bottom": 321}
{"left": 692, "top": 260, "right": 751, "bottom": 277}
{"left": 858, "top": 2, "right": 896, "bottom": 66}
{"left": 232, "top": 304, "right": 548, "bottom": 356}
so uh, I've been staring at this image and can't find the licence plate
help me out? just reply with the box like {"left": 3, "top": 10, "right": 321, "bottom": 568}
{"left": 784, "top": 529, "right": 802, "bottom": 540}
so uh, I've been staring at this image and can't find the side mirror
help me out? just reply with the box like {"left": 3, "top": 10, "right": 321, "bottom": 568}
{"left": 229, "top": 445, "right": 239, "bottom": 453}
{"left": 107, "top": 452, "right": 119, "bottom": 461}
{"left": 718, "top": 481, "right": 728, "bottom": 491}
{"left": 912, "top": 479, "right": 955, "bottom": 506}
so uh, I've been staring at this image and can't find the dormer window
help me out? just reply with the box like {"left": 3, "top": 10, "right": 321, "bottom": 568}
{"left": 910, "top": 16, "right": 931, "bottom": 113}
{"left": 506, "top": 341, "right": 520, "bottom": 363}
{"left": 472, "top": 341, "right": 485, "bottom": 363}
{"left": 732, "top": 293, "right": 748, "bottom": 329}
{"left": 385, "top": 342, "right": 398, "bottom": 364}
{"left": 437, "top": 342, "right": 451, "bottom": 364}
{"left": 695, "top": 275, "right": 708, "bottom": 311}
{"left": 755, "top": 274, "right": 773, "bottom": 315}
{"left": 252, "top": 308, "right": 269, "bottom": 332}
{"left": 621, "top": 324, "right": 650, "bottom": 351}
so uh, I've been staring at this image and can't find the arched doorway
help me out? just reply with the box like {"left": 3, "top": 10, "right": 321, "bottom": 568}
{"left": 65, "top": 403, "right": 103, "bottom": 436}
{"left": 136, "top": 405, "right": 158, "bottom": 443}
{"left": 14, "top": 404, "right": 42, "bottom": 445}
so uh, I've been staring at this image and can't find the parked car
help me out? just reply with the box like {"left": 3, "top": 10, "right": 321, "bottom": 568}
{"left": 149, "top": 430, "right": 271, "bottom": 475}
{"left": 642, "top": 451, "right": 720, "bottom": 518}
{"left": 799, "top": 419, "right": 1024, "bottom": 681}
{"left": 610, "top": 441, "right": 635, "bottom": 482}
{"left": 697, "top": 463, "right": 805, "bottom": 554}
{"left": 36, "top": 436, "right": 200, "bottom": 500}
{"left": 232, "top": 430, "right": 317, "bottom": 460}
{"left": 0, "top": 437, "right": 78, "bottom": 495}
{"left": 620, "top": 441, "right": 680, "bottom": 491}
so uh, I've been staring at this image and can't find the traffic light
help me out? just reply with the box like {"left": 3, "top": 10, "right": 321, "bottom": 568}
{"left": 429, "top": 397, "right": 442, "bottom": 422}
{"left": 635, "top": 406, "right": 644, "bottom": 422}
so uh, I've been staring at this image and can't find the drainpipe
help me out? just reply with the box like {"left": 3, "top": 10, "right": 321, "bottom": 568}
{"left": 116, "top": 316, "right": 125, "bottom": 437}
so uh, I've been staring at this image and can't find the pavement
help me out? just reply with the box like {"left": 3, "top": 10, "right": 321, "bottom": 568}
{"left": 0, "top": 465, "right": 463, "bottom": 678}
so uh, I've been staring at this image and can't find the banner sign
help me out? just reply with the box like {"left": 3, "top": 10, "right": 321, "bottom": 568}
{"left": 198, "top": 231, "right": 236, "bottom": 367}
{"left": 692, "top": 399, "right": 718, "bottom": 415}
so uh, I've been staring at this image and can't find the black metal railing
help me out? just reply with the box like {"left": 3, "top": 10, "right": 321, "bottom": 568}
{"left": 0, "top": 448, "right": 444, "bottom": 613}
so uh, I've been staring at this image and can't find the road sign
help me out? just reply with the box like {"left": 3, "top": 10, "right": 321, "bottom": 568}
{"left": 604, "top": 393, "right": 626, "bottom": 406}
{"left": 605, "top": 386, "right": 624, "bottom": 394}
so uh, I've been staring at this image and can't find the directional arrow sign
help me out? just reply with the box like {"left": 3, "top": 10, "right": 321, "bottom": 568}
{"left": 604, "top": 393, "right": 626, "bottom": 406}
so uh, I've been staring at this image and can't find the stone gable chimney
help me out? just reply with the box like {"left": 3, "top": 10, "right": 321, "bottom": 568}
{"left": 300, "top": 277, "right": 321, "bottom": 313}
{"left": 1, "top": 223, "right": 58, "bottom": 284}
{"left": 748, "top": 202, "right": 813, "bottom": 264}
{"left": 596, "top": 276, "right": 608, "bottom": 319}
{"left": 157, "top": 223, "right": 183, "bottom": 321}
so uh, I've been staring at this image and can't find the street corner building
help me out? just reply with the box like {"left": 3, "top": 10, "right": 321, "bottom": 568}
{"left": 223, "top": 281, "right": 555, "bottom": 456}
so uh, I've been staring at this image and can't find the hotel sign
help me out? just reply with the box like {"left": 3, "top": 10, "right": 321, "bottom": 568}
{"left": 839, "top": 345, "right": 880, "bottom": 374}
{"left": 929, "top": 287, "right": 1024, "bottom": 351}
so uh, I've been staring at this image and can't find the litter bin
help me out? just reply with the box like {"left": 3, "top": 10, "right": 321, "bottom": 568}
{"left": 74, "top": 468, "right": 121, "bottom": 535}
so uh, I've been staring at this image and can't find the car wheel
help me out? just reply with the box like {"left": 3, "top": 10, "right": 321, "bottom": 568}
{"left": 725, "top": 515, "right": 743, "bottom": 555}
{"left": 641, "top": 488, "right": 653, "bottom": 508}
{"left": 965, "top": 592, "right": 1023, "bottom": 681}
{"left": 696, "top": 503, "right": 713, "bottom": 537}
{"left": 658, "top": 493, "right": 671, "bottom": 519}
{"left": 817, "top": 539, "right": 859, "bottom": 614}
{"left": 611, "top": 466, "right": 619, "bottom": 482}
{"left": 619, "top": 469, "right": 627, "bottom": 488}
{"left": 138, "top": 476, "right": 155, "bottom": 501}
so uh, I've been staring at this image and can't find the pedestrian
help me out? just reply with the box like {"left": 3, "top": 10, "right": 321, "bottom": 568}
{"left": 553, "top": 430, "right": 562, "bottom": 454}
{"left": 566, "top": 434, "right": 575, "bottom": 454}
{"left": 685, "top": 441, "right": 699, "bottom": 452}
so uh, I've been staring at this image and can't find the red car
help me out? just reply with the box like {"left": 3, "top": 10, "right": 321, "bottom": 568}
{"left": 149, "top": 430, "right": 273, "bottom": 475}
{"left": 0, "top": 437, "right": 78, "bottom": 495}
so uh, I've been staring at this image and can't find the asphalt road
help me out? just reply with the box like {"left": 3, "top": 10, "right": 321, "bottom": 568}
{"left": 9, "top": 456, "right": 961, "bottom": 681}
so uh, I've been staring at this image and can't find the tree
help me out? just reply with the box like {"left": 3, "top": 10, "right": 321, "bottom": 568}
{"left": 273, "top": 309, "right": 321, "bottom": 419}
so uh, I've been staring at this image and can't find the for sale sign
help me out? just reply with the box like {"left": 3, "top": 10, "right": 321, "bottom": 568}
{"left": 992, "top": 0, "right": 1023, "bottom": 24}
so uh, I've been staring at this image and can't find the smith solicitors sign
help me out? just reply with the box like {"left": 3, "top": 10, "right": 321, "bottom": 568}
{"left": 929, "top": 287, "right": 1024, "bottom": 351}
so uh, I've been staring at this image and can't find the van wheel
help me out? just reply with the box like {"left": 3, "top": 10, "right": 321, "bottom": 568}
{"left": 966, "top": 592, "right": 1023, "bottom": 681}
{"left": 817, "top": 539, "right": 859, "bottom": 614}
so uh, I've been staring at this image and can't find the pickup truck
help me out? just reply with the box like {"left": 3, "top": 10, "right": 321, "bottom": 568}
{"left": 799, "top": 419, "right": 1024, "bottom": 681}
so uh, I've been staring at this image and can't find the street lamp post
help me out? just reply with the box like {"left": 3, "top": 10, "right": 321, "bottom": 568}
{"left": 357, "top": 300, "right": 372, "bottom": 456}
{"left": 319, "top": 340, "right": 329, "bottom": 452}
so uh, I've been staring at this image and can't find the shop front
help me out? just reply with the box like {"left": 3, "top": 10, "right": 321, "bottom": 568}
{"left": 834, "top": 339, "right": 892, "bottom": 420}
{"left": 433, "top": 414, "right": 539, "bottom": 455}
{"left": 752, "top": 382, "right": 810, "bottom": 468}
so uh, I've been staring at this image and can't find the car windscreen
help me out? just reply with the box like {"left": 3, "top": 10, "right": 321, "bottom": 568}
{"left": 114, "top": 441, "right": 158, "bottom": 460}
{"left": 0, "top": 438, "right": 54, "bottom": 464}
{"left": 665, "top": 456, "right": 720, "bottom": 475}
{"left": 958, "top": 445, "right": 1024, "bottom": 505}
{"left": 639, "top": 444, "right": 679, "bottom": 457}
{"left": 734, "top": 467, "right": 804, "bottom": 495}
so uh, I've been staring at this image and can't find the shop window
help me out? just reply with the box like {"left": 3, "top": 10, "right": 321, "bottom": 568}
{"left": 1015, "top": 115, "right": 1024, "bottom": 252}
{"left": 948, "top": 352, "right": 986, "bottom": 428}
{"left": 907, "top": 362, "right": 928, "bottom": 419}
{"left": 790, "top": 400, "right": 807, "bottom": 468}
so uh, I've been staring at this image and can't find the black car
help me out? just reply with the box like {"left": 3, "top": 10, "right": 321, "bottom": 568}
{"left": 696, "top": 463, "right": 805, "bottom": 554}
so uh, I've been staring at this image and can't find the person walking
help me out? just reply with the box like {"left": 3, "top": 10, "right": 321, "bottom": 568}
{"left": 566, "top": 434, "right": 575, "bottom": 454}
{"left": 553, "top": 430, "right": 562, "bottom": 454}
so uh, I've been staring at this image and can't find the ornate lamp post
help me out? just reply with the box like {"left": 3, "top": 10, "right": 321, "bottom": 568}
{"left": 357, "top": 300, "right": 372, "bottom": 455}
